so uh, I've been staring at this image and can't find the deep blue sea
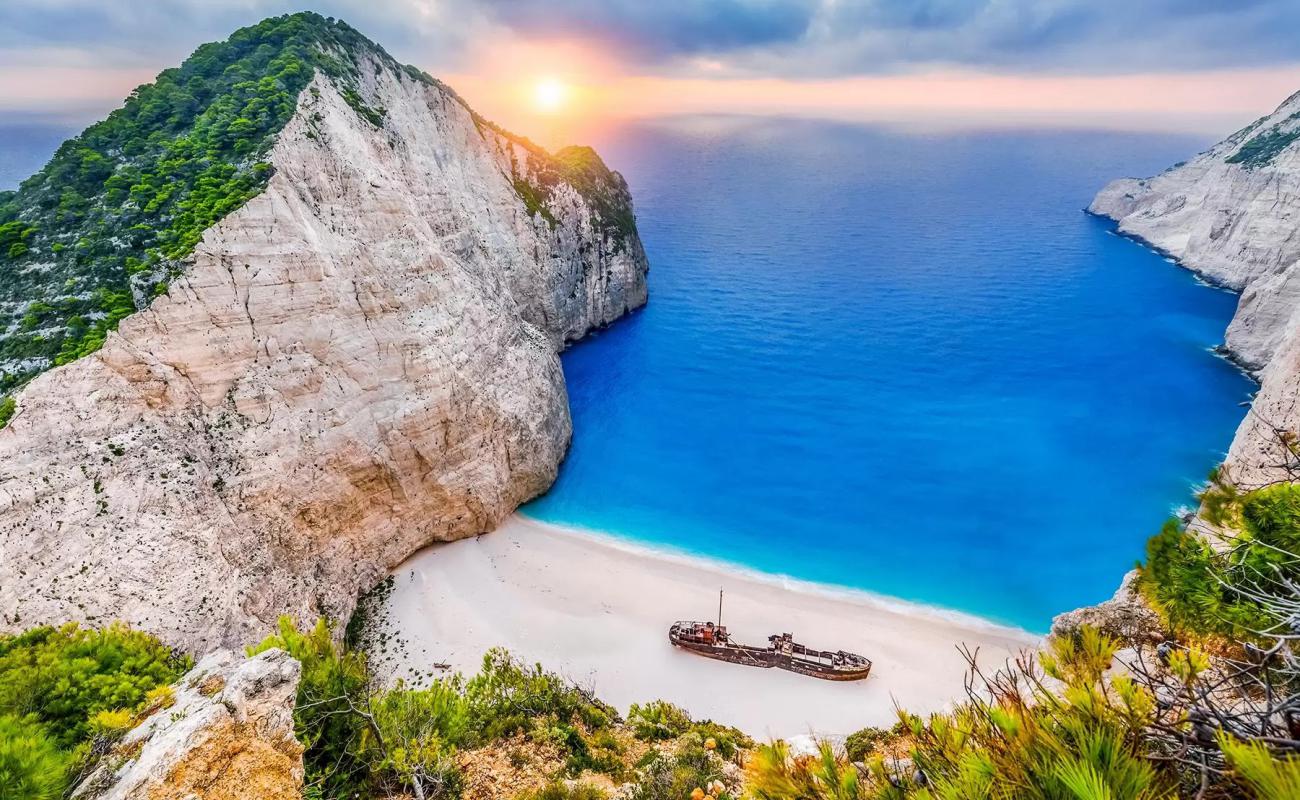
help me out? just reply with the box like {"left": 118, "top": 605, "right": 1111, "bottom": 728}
{"left": 525, "top": 117, "right": 1254, "bottom": 632}
{"left": 0, "top": 117, "right": 1254, "bottom": 632}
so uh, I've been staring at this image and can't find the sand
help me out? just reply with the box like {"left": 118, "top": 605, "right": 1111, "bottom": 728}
{"left": 374, "top": 515, "right": 1041, "bottom": 739}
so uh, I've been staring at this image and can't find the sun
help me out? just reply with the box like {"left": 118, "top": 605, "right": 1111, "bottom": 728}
{"left": 532, "top": 78, "right": 569, "bottom": 113}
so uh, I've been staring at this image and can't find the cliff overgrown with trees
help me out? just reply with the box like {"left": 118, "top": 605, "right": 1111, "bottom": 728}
{"left": 0, "top": 13, "right": 401, "bottom": 403}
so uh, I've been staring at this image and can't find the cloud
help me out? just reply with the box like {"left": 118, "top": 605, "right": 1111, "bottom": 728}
{"left": 0, "top": 0, "right": 1298, "bottom": 84}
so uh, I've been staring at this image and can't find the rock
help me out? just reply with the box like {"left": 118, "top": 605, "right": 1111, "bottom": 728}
{"left": 0, "top": 49, "right": 648, "bottom": 652}
{"left": 1089, "top": 90, "right": 1300, "bottom": 490}
{"left": 72, "top": 648, "right": 303, "bottom": 800}
{"left": 1050, "top": 570, "right": 1164, "bottom": 644}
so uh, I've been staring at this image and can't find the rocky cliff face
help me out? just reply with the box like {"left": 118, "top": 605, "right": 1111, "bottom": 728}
{"left": 72, "top": 648, "right": 303, "bottom": 800}
{"left": 0, "top": 42, "right": 648, "bottom": 651}
{"left": 1090, "top": 90, "right": 1300, "bottom": 490}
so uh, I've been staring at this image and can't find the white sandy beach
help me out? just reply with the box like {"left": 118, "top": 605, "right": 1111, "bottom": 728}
{"left": 374, "top": 515, "right": 1040, "bottom": 739}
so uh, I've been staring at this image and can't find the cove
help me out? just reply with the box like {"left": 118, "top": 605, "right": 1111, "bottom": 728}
{"left": 525, "top": 116, "right": 1255, "bottom": 632}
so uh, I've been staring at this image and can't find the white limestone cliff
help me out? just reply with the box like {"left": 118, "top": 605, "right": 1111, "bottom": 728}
{"left": 0, "top": 56, "right": 648, "bottom": 652}
{"left": 72, "top": 648, "right": 303, "bottom": 800}
{"left": 1089, "top": 91, "right": 1300, "bottom": 490}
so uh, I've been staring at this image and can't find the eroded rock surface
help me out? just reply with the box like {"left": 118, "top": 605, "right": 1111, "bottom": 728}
{"left": 1050, "top": 570, "right": 1164, "bottom": 644}
{"left": 72, "top": 648, "right": 303, "bottom": 800}
{"left": 0, "top": 55, "right": 648, "bottom": 652}
{"left": 1090, "top": 90, "right": 1300, "bottom": 490}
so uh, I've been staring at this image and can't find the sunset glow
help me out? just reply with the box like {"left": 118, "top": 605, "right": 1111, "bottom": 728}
{"left": 532, "top": 78, "right": 568, "bottom": 113}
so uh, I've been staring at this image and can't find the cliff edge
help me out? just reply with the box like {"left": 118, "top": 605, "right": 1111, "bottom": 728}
{"left": 1089, "top": 90, "right": 1300, "bottom": 491}
{"left": 0, "top": 14, "right": 648, "bottom": 652}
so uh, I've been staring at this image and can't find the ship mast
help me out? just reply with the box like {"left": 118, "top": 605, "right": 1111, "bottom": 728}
{"left": 717, "top": 587, "right": 723, "bottom": 629}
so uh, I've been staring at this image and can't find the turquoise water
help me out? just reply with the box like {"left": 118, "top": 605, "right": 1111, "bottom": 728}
{"left": 525, "top": 117, "right": 1255, "bottom": 632}
{"left": 0, "top": 118, "right": 1254, "bottom": 632}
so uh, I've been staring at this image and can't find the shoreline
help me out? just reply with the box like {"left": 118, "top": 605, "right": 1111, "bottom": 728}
{"left": 520, "top": 514, "right": 1036, "bottom": 636}
{"left": 373, "top": 514, "right": 1041, "bottom": 739}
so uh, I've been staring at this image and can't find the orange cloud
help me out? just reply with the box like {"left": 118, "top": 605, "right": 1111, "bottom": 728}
{"left": 444, "top": 62, "right": 1300, "bottom": 146}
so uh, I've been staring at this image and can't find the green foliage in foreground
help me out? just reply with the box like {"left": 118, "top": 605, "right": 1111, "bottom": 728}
{"left": 0, "top": 714, "right": 68, "bottom": 800}
{"left": 1141, "top": 481, "right": 1300, "bottom": 638}
{"left": 746, "top": 625, "right": 1300, "bottom": 800}
{"left": 748, "top": 629, "right": 1174, "bottom": 800}
{"left": 0, "top": 11, "right": 421, "bottom": 393}
{"left": 1219, "top": 737, "right": 1300, "bottom": 799}
{"left": 251, "top": 617, "right": 375, "bottom": 797}
{"left": 516, "top": 782, "right": 608, "bottom": 800}
{"left": 629, "top": 731, "right": 741, "bottom": 800}
{"left": 0, "top": 623, "right": 187, "bottom": 748}
{"left": 253, "top": 619, "right": 629, "bottom": 799}
{"left": 0, "top": 395, "right": 14, "bottom": 429}
{"left": 0, "top": 624, "right": 185, "bottom": 800}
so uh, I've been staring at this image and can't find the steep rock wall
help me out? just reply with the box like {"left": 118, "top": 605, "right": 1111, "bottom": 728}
{"left": 72, "top": 648, "right": 303, "bottom": 800}
{"left": 1089, "top": 91, "right": 1300, "bottom": 490}
{"left": 0, "top": 57, "right": 647, "bottom": 652}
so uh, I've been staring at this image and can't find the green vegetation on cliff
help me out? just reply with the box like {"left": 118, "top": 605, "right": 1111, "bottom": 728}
{"left": 0, "top": 623, "right": 187, "bottom": 800}
{"left": 1226, "top": 112, "right": 1300, "bottom": 168}
{"left": 0, "top": 12, "right": 417, "bottom": 396}
{"left": 252, "top": 618, "right": 745, "bottom": 800}
{"left": 0, "top": 10, "right": 640, "bottom": 404}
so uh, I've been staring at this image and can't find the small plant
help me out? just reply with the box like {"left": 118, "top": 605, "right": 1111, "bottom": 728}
{"left": 515, "top": 781, "right": 607, "bottom": 800}
{"left": 626, "top": 733, "right": 735, "bottom": 800}
{"left": 84, "top": 709, "right": 133, "bottom": 741}
{"left": 628, "top": 700, "right": 692, "bottom": 741}
{"left": 842, "top": 723, "right": 905, "bottom": 763}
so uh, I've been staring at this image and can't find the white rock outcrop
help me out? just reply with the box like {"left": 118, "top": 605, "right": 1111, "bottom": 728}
{"left": 72, "top": 648, "right": 303, "bottom": 800}
{"left": 0, "top": 56, "right": 647, "bottom": 652}
{"left": 1090, "top": 90, "right": 1300, "bottom": 490}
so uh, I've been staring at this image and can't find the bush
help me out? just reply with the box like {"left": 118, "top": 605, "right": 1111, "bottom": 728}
{"left": 745, "top": 629, "right": 1173, "bottom": 800}
{"left": 516, "top": 782, "right": 607, "bottom": 800}
{"left": 0, "top": 623, "right": 186, "bottom": 748}
{"left": 626, "top": 700, "right": 749, "bottom": 762}
{"left": 1141, "top": 483, "right": 1300, "bottom": 638}
{"left": 366, "top": 682, "right": 469, "bottom": 799}
{"left": 626, "top": 733, "right": 736, "bottom": 800}
{"left": 842, "top": 723, "right": 904, "bottom": 763}
{"left": 250, "top": 617, "right": 372, "bottom": 798}
{"left": 465, "top": 649, "right": 616, "bottom": 745}
{"left": 627, "top": 700, "right": 692, "bottom": 741}
{"left": 0, "top": 715, "right": 68, "bottom": 800}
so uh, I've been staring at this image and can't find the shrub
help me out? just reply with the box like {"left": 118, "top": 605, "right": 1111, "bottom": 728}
{"left": 746, "top": 740, "right": 864, "bottom": 800}
{"left": 84, "top": 709, "right": 134, "bottom": 741}
{"left": 626, "top": 700, "right": 749, "bottom": 761}
{"left": 626, "top": 733, "right": 736, "bottom": 800}
{"left": 842, "top": 723, "right": 904, "bottom": 763}
{"left": 745, "top": 629, "right": 1173, "bottom": 800}
{"left": 250, "top": 617, "right": 371, "bottom": 798}
{"left": 1141, "top": 483, "right": 1300, "bottom": 638}
{"left": 0, "top": 714, "right": 69, "bottom": 800}
{"left": 0, "top": 623, "right": 186, "bottom": 748}
{"left": 627, "top": 700, "right": 692, "bottom": 741}
{"left": 1221, "top": 737, "right": 1300, "bottom": 798}
{"left": 465, "top": 649, "right": 616, "bottom": 744}
{"left": 365, "top": 682, "right": 469, "bottom": 799}
{"left": 516, "top": 782, "right": 607, "bottom": 800}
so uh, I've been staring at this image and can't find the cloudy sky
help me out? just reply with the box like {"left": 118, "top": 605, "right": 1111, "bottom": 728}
{"left": 3, "top": 0, "right": 1299, "bottom": 134}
